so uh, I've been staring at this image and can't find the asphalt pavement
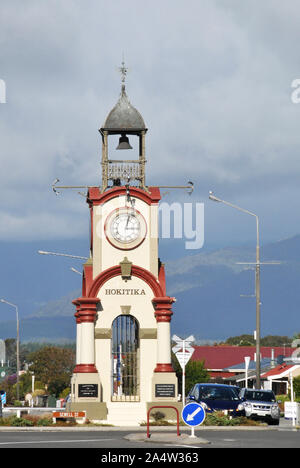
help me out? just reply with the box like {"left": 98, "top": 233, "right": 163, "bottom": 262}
{"left": 0, "top": 417, "right": 298, "bottom": 449}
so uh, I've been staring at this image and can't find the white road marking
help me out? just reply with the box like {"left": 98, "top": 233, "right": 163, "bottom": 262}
{"left": 164, "top": 444, "right": 202, "bottom": 448}
{"left": 0, "top": 438, "right": 114, "bottom": 446}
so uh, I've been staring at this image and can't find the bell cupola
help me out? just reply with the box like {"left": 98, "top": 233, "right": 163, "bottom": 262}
{"left": 99, "top": 61, "right": 148, "bottom": 192}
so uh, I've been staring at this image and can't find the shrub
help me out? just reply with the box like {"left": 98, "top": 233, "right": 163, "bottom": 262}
{"left": 37, "top": 418, "right": 53, "bottom": 426}
{"left": 54, "top": 418, "right": 76, "bottom": 426}
{"left": 23, "top": 415, "right": 40, "bottom": 425}
{"left": 141, "top": 419, "right": 174, "bottom": 426}
{"left": 203, "top": 412, "right": 260, "bottom": 426}
{"left": 0, "top": 416, "right": 14, "bottom": 426}
{"left": 151, "top": 411, "right": 166, "bottom": 421}
{"left": 11, "top": 416, "right": 34, "bottom": 427}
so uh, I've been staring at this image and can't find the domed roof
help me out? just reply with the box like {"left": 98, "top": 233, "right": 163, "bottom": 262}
{"left": 101, "top": 85, "right": 146, "bottom": 132}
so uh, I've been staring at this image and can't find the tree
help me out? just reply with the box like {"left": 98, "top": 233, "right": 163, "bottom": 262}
{"left": 4, "top": 338, "right": 30, "bottom": 372}
{"left": 223, "top": 334, "right": 292, "bottom": 347}
{"left": 28, "top": 346, "right": 75, "bottom": 396}
{"left": 293, "top": 376, "right": 300, "bottom": 399}
{"left": 1, "top": 374, "right": 17, "bottom": 404}
{"left": 18, "top": 372, "right": 44, "bottom": 399}
{"left": 172, "top": 353, "right": 209, "bottom": 395}
{"left": 185, "top": 360, "right": 210, "bottom": 392}
{"left": 224, "top": 335, "right": 255, "bottom": 346}
{"left": 261, "top": 335, "right": 292, "bottom": 347}
{"left": 5, "top": 339, "right": 17, "bottom": 370}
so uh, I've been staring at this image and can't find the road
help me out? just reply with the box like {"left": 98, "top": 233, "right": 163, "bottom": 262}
{"left": 0, "top": 427, "right": 299, "bottom": 449}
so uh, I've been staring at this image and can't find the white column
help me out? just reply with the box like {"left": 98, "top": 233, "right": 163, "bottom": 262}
{"left": 80, "top": 322, "right": 95, "bottom": 365}
{"left": 157, "top": 322, "right": 171, "bottom": 364}
{"left": 76, "top": 322, "right": 82, "bottom": 365}
{"left": 153, "top": 297, "right": 174, "bottom": 373}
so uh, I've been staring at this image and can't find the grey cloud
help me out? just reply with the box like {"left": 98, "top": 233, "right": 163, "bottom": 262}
{"left": 0, "top": 0, "right": 300, "bottom": 243}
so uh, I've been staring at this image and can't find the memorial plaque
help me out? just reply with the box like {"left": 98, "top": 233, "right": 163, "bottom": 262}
{"left": 155, "top": 384, "right": 175, "bottom": 398}
{"left": 78, "top": 384, "right": 98, "bottom": 398}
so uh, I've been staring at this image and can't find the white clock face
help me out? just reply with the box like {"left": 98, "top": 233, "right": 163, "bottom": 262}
{"left": 111, "top": 213, "right": 140, "bottom": 243}
{"left": 105, "top": 207, "right": 147, "bottom": 250}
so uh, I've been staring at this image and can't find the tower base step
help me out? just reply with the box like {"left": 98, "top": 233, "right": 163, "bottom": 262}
{"left": 105, "top": 402, "right": 147, "bottom": 426}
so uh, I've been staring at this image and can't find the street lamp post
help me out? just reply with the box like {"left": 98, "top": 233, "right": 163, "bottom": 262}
{"left": 0, "top": 299, "right": 20, "bottom": 399}
{"left": 209, "top": 192, "right": 262, "bottom": 389}
{"left": 38, "top": 250, "right": 88, "bottom": 260}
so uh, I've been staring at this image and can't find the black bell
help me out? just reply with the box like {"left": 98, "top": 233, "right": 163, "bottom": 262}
{"left": 116, "top": 133, "right": 132, "bottom": 150}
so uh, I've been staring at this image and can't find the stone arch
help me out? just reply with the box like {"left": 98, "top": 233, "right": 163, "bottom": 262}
{"left": 87, "top": 264, "right": 164, "bottom": 299}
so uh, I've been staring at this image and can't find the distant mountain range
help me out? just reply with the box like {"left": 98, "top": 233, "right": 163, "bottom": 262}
{"left": 1, "top": 235, "right": 300, "bottom": 342}
{"left": 169, "top": 235, "right": 300, "bottom": 340}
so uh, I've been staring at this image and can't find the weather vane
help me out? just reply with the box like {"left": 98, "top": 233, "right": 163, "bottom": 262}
{"left": 118, "top": 57, "right": 128, "bottom": 84}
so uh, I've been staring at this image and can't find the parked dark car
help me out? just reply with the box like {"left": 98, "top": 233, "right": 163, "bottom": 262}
{"left": 186, "top": 383, "right": 242, "bottom": 416}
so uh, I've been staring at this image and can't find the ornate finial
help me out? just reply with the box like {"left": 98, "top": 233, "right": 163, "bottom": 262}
{"left": 118, "top": 56, "right": 128, "bottom": 84}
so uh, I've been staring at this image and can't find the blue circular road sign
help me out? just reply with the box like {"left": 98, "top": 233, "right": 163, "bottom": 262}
{"left": 182, "top": 402, "right": 206, "bottom": 427}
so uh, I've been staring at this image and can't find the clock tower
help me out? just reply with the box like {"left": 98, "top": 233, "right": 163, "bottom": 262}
{"left": 68, "top": 72, "right": 179, "bottom": 425}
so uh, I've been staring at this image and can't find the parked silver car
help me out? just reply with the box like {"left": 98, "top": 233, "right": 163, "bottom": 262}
{"left": 238, "top": 388, "right": 280, "bottom": 425}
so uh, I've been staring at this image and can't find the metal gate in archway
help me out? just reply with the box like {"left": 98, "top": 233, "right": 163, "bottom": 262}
{"left": 111, "top": 315, "right": 140, "bottom": 401}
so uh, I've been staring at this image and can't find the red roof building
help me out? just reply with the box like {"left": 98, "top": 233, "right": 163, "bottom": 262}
{"left": 261, "top": 363, "right": 300, "bottom": 395}
{"left": 191, "top": 346, "right": 295, "bottom": 381}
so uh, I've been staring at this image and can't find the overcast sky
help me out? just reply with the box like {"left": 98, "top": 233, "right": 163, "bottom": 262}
{"left": 1, "top": 0, "right": 300, "bottom": 249}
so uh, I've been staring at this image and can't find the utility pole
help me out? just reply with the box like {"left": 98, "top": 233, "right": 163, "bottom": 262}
{"left": 209, "top": 192, "right": 280, "bottom": 389}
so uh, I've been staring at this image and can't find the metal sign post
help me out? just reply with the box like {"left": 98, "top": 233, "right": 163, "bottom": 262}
{"left": 290, "top": 372, "right": 296, "bottom": 427}
{"left": 244, "top": 356, "right": 250, "bottom": 388}
{"left": 182, "top": 402, "right": 206, "bottom": 438}
{"left": 172, "top": 335, "right": 195, "bottom": 404}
